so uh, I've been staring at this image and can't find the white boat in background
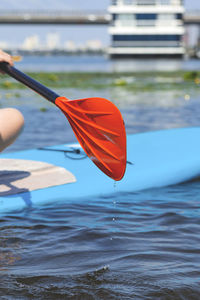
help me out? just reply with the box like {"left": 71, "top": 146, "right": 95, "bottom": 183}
{"left": 108, "top": 0, "right": 185, "bottom": 58}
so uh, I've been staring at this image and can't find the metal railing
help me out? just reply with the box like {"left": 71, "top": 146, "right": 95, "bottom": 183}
{"left": 0, "top": 10, "right": 199, "bottom": 25}
{"left": 0, "top": 10, "right": 110, "bottom": 25}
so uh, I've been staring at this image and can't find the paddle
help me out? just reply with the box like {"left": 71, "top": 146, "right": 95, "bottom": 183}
{"left": 0, "top": 63, "right": 126, "bottom": 181}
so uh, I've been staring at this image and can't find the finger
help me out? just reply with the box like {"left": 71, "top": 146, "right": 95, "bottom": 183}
{"left": 0, "top": 53, "right": 14, "bottom": 66}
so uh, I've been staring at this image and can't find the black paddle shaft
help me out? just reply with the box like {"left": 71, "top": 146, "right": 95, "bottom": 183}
{"left": 0, "top": 62, "right": 59, "bottom": 104}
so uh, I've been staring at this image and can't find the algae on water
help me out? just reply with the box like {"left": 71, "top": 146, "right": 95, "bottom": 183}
{"left": 0, "top": 71, "right": 199, "bottom": 92}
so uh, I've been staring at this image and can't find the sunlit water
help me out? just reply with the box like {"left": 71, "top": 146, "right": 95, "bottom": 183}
{"left": 15, "top": 54, "right": 200, "bottom": 72}
{"left": 0, "top": 56, "right": 200, "bottom": 299}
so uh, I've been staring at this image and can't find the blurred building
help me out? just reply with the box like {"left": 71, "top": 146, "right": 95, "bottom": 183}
{"left": 85, "top": 40, "right": 103, "bottom": 51}
{"left": 108, "top": 0, "right": 185, "bottom": 58}
{"left": 22, "top": 35, "right": 40, "bottom": 51}
{"left": 46, "top": 33, "right": 60, "bottom": 50}
{"left": 64, "top": 40, "right": 77, "bottom": 52}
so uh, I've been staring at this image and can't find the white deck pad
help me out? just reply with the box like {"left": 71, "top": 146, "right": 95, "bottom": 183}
{"left": 0, "top": 159, "right": 76, "bottom": 196}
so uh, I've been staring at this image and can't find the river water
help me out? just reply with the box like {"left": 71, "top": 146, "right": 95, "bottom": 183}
{"left": 14, "top": 54, "right": 200, "bottom": 73}
{"left": 0, "top": 55, "right": 200, "bottom": 299}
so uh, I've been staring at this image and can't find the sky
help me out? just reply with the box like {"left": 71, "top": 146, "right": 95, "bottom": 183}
{"left": 0, "top": 0, "right": 199, "bottom": 49}
{"left": 0, "top": 0, "right": 198, "bottom": 10}
{"left": 0, "top": 0, "right": 110, "bottom": 10}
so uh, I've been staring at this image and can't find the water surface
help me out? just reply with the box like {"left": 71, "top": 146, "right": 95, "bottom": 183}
{"left": 0, "top": 56, "right": 200, "bottom": 299}
{"left": 0, "top": 183, "right": 200, "bottom": 299}
{"left": 16, "top": 55, "right": 200, "bottom": 72}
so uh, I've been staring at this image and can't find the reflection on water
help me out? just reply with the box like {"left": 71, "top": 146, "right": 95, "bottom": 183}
{"left": 111, "top": 58, "right": 185, "bottom": 72}
{"left": 16, "top": 55, "right": 200, "bottom": 72}
{"left": 0, "top": 182, "right": 200, "bottom": 298}
{"left": 0, "top": 226, "right": 21, "bottom": 271}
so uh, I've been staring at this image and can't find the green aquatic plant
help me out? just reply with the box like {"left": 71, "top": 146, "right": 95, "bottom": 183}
{"left": 14, "top": 92, "right": 21, "bottom": 98}
{"left": 2, "top": 80, "right": 13, "bottom": 89}
{"left": 194, "top": 77, "right": 200, "bottom": 85}
{"left": 47, "top": 73, "right": 59, "bottom": 82}
{"left": 0, "top": 70, "right": 199, "bottom": 93}
{"left": 5, "top": 93, "right": 12, "bottom": 99}
{"left": 183, "top": 71, "right": 199, "bottom": 81}
{"left": 39, "top": 107, "right": 48, "bottom": 112}
{"left": 114, "top": 79, "right": 127, "bottom": 86}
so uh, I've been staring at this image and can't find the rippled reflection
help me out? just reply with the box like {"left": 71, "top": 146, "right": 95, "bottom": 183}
{"left": 0, "top": 181, "right": 200, "bottom": 298}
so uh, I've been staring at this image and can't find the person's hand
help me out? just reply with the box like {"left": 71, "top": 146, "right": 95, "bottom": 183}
{"left": 0, "top": 50, "right": 13, "bottom": 73}
{"left": 0, "top": 49, "right": 13, "bottom": 66}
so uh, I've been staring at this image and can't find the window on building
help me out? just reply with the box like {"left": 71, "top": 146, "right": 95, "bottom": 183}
{"left": 137, "top": 0, "right": 156, "bottom": 5}
{"left": 117, "top": 14, "right": 135, "bottom": 20}
{"left": 115, "top": 13, "right": 136, "bottom": 26}
{"left": 136, "top": 20, "right": 156, "bottom": 26}
{"left": 176, "top": 13, "right": 183, "bottom": 19}
{"left": 113, "top": 35, "right": 181, "bottom": 41}
{"left": 158, "top": 14, "right": 175, "bottom": 20}
{"left": 113, "top": 42, "right": 182, "bottom": 47}
{"left": 135, "top": 14, "right": 157, "bottom": 26}
{"left": 136, "top": 14, "right": 157, "bottom": 19}
{"left": 159, "top": 0, "right": 171, "bottom": 4}
{"left": 171, "top": 0, "right": 182, "bottom": 5}
{"left": 112, "top": 0, "right": 118, "bottom": 5}
{"left": 159, "top": 0, "right": 183, "bottom": 5}
{"left": 123, "top": 0, "right": 133, "bottom": 4}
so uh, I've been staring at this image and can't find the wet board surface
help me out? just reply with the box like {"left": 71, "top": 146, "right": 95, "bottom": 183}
{"left": 1, "top": 127, "right": 200, "bottom": 213}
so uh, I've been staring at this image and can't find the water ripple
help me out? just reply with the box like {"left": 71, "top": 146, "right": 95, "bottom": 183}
{"left": 0, "top": 181, "right": 200, "bottom": 298}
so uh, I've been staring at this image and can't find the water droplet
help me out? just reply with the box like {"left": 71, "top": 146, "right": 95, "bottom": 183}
{"left": 113, "top": 180, "right": 117, "bottom": 188}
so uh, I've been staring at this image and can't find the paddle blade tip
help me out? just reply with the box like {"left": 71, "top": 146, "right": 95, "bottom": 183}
{"left": 55, "top": 96, "right": 127, "bottom": 181}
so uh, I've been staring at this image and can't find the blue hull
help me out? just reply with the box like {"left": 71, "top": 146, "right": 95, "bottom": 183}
{"left": 1, "top": 127, "right": 200, "bottom": 212}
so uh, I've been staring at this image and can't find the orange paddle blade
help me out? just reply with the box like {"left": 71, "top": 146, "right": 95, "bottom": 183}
{"left": 55, "top": 96, "right": 126, "bottom": 181}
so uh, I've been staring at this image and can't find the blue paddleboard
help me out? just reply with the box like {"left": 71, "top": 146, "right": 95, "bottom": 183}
{"left": 0, "top": 127, "right": 200, "bottom": 213}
